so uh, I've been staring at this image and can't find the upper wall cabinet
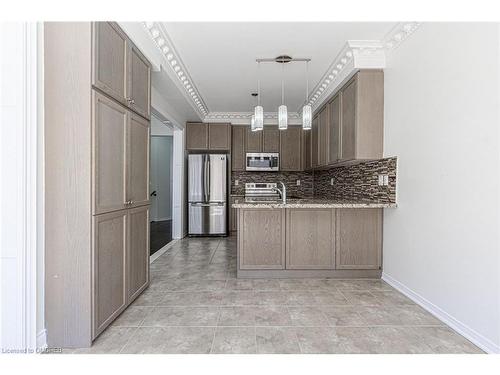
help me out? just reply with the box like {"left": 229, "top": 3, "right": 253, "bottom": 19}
{"left": 340, "top": 70, "right": 383, "bottom": 161}
{"left": 186, "top": 122, "right": 231, "bottom": 151}
{"left": 245, "top": 126, "right": 263, "bottom": 152}
{"left": 262, "top": 126, "right": 280, "bottom": 152}
{"left": 93, "top": 22, "right": 151, "bottom": 120}
{"left": 231, "top": 126, "right": 246, "bottom": 171}
{"left": 280, "top": 126, "right": 302, "bottom": 171}
{"left": 327, "top": 94, "right": 341, "bottom": 164}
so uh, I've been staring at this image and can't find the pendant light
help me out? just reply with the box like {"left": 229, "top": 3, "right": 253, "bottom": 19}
{"left": 253, "top": 62, "right": 264, "bottom": 131}
{"left": 278, "top": 62, "right": 288, "bottom": 130}
{"left": 250, "top": 92, "right": 260, "bottom": 131}
{"left": 302, "top": 61, "right": 312, "bottom": 130}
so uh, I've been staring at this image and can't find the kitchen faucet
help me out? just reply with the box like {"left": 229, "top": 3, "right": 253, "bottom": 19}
{"left": 274, "top": 181, "right": 287, "bottom": 204}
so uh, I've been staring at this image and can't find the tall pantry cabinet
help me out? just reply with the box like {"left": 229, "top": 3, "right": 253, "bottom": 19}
{"left": 45, "top": 22, "right": 151, "bottom": 348}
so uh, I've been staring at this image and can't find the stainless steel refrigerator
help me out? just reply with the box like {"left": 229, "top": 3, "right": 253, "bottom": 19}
{"left": 188, "top": 154, "right": 228, "bottom": 235}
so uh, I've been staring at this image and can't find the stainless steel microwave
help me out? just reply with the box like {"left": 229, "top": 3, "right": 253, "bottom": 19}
{"left": 245, "top": 153, "right": 279, "bottom": 171}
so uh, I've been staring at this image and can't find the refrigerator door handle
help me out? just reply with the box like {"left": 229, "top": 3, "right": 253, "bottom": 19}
{"left": 203, "top": 155, "right": 208, "bottom": 202}
{"left": 207, "top": 156, "right": 211, "bottom": 201}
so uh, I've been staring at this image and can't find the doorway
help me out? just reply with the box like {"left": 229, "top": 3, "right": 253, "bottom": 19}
{"left": 150, "top": 135, "right": 173, "bottom": 255}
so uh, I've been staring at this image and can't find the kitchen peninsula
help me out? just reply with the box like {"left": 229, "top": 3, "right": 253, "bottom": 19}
{"left": 233, "top": 199, "right": 396, "bottom": 278}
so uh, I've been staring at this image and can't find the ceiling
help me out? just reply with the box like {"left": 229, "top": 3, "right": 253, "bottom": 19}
{"left": 161, "top": 22, "right": 396, "bottom": 114}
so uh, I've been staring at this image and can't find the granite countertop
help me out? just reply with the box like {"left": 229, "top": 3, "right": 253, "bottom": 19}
{"left": 232, "top": 198, "right": 397, "bottom": 209}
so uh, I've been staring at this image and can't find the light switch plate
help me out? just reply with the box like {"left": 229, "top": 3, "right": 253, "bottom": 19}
{"left": 383, "top": 175, "right": 389, "bottom": 186}
{"left": 296, "top": 180, "right": 301, "bottom": 186}
{"left": 235, "top": 180, "right": 239, "bottom": 186}
{"left": 378, "top": 175, "right": 384, "bottom": 186}
{"left": 330, "top": 178, "right": 334, "bottom": 186}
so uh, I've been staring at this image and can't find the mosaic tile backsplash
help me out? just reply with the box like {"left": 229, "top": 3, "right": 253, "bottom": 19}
{"left": 313, "top": 157, "right": 397, "bottom": 203}
{"left": 231, "top": 171, "right": 314, "bottom": 198}
{"left": 231, "top": 157, "right": 397, "bottom": 203}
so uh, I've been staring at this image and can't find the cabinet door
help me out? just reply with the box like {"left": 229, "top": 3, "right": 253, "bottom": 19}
{"left": 239, "top": 209, "right": 285, "bottom": 269}
{"left": 127, "top": 45, "right": 151, "bottom": 119}
{"left": 262, "top": 126, "right": 280, "bottom": 152}
{"left": 280, "top": 127, "right": 302, "bottom": 171}
{"left": 128, "top": 206, "right": 150, "bottom": 302}
{"left": 92, "top": 22, "right": 127, "bottom": 105}
{"left": 93, "top": 91, "right": 127, "bottom": 215}
{"left": 245, "top": 127, "right": 262, "bottom": 152}
{"left": 303, "top": 128, "right": 311, "bottom": 171}
{"left": 286, "top": 209, "right": 335, "bottom": 269}
{"left": 208, "top": 123, "right": 231, "bottom": 150}
{"left": 311, "top": 116, "right": 319, "bottom": 168}
{"left": 186, "top": 122, "right": 208, "bottom": 150}
{"left": 93, "top": 210, "right": 127, "bottom": 338}
{"left": 341, "top": 78, "right": 356, "bottom": 160}
{"left": 328, "top": 94, "right": 341, "bottom": 164}
{"left": 336, "top": 209, "right": 382, "bottom": 269}
{"left": 318, "top": 106, "right": 329, "bottom": 166}
{"left": 128, "top": 113, "right": 150, "bottom": 208}
{"left": 230, "top": 196, "right": 242, "bottom": 232}
{"left": 231, "top": 126, "right": 246, "bottom": 171}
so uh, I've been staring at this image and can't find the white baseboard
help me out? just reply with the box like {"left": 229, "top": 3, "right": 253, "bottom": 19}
{"left": 382, "top": 272, "right": 500, "bottom": 354}
{"left": 36, "top": 329, "right": 47, "bottom": 351}
{"left": 150, "top": 239, "right": 179, "bottom": 263}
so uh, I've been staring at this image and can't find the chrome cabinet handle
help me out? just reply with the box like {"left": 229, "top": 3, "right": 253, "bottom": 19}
{"left": 126, "top": 97, "right": 135, "bottom": 105}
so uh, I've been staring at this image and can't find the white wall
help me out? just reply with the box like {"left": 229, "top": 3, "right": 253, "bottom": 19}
{"left": 383, "top": 23, "right": 500, "bottom": 353}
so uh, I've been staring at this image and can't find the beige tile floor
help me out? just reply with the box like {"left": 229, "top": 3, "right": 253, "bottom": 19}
{"left": 66, "top": 236, "right": 483, "bottom": 354}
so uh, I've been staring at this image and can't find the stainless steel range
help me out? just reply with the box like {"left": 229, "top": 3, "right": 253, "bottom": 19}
{"left": 244, "top": 182, "right": 280, "bottom": 202}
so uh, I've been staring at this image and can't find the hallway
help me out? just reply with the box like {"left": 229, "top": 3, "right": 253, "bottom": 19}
{"left": 65, "top": 236, "right": 482, "bottom": 354}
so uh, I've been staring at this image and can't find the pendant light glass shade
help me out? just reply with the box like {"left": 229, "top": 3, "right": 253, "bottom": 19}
{"left": 254, "top": 105, "right": 264, "bottom": 131}
{"left": 278, "top": 105, "right": 287, "bottom": 130}
{"left": 302, "top": 104, "right": 312, "bottom": 130}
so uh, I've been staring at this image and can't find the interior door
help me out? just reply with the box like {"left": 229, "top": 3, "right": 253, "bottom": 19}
{"left": 208, "top": 154, "right": 227, "bottom": 202}
{"left": 93, "top": 91, "right": 127, "bottom": 215}
{"left": 127, "top": 45, "right": 151, "bottom": 119}
{"left": 127, "top": 113, "right": 150, "bottom": 208}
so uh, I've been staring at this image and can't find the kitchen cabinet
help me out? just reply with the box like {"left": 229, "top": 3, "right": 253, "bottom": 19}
{"left": 186, "top": 122, "right": 231, "bottom": 151}
{"left": 93, "top": 91, "right": 128, "bottom": 215}
{"left": 328, "top": 94, "right": 341, "bottom": 163}
{"left": 318, "top": 105, "right": 329, "bottom": 166}
{"left": 93, "top": 22, "right": 151, "bottom": 120}
{"left": 286, "top": 209, "right": 335, "bottom": 269}
{"left": 128, "top": 45, "right": 151, "bottom": 119}
{"left": 336, "top": 208, "right": 382, "bottom": 269}
{"left": 209, "top": 123, "right": 231, "bottom": 150}
{"left": 245, "top": 126, "right": 263, "bottom": 152}
{"left": 311, "top": 115, "right": 319, "bottom": 168}
{"left": 186, "top": 122, "right": 208, "bottom": 150}
{"left": 263, "top": 126, "right": 280, "bottom": 152}
{"left": 238, "top": 208, "right": 285, "bottom": 270}
{"left": 280, "top": 126, "right": 302, "bottom": 171}
{"left": 303, "top": 128, "right": 312, "bottom": 171}
{"left": 45, "top": 22, "right": 151, "bottom": 348}
{"left": 127, "top": 206, "right": 150, "bottom": 302}
{"left": 339, "top": 71, "right": 384, "bottom": 161}
{"left": 92, "top": 209, "right": 127, "bottom": 338}
{"left": 127, "top": 113, "right": 150, "bottom": 208}
{"left": 229, "top": 195, "right": 243, "bottom": 232}
{"left": 231, "top": 126, "right": 246, "bottom": 171}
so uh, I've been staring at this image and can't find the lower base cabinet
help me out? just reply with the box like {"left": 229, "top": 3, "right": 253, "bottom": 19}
{"left": 92, "top": 205, "right": 149, "bottom": 339}
{"left": 237, "top": 207, "right": 382, "bottom": 273}
{"left": 286, "top": 209, "right": 335, "bottom": 269}
{"left": 336, "top": 209, "right": 382, "bottom": 270}
{"left": 238, "top": 208, "right": 285, "bottom": 269}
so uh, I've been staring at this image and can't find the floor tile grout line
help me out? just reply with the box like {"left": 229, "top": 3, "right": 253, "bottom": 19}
{"left": 118, "top": 326, "right": 140, "bottom": 354}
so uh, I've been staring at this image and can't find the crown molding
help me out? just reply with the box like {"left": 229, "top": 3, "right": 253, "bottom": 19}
{"left": 204, "top": 112, "right": 302, "bottom": 125}
{"left": 383, "top": 22, "right": 421, "bottom": 51}
{"left": 143, "top": 22, "right": 209, "bottom": 119}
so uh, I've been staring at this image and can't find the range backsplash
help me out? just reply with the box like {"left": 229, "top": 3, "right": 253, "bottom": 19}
{"left": 313, "top": 157, "right": 397, "bottom": 203}
{"left": 231, "top": 157, "right": 397, "bottom": 203}
{"left": 231, "top": 171, "right": 314, "bottom": 198}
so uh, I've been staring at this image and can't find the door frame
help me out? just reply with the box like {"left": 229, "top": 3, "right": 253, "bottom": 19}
{"left": 150, "top": 135, "right": 173, "bottom": 222}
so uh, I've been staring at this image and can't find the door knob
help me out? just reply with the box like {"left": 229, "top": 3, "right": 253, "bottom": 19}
{"left": 150, "top": 191, "right": 157, "bottom": 197}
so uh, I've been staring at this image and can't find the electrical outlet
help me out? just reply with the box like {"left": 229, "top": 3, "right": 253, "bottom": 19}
{"left": 378, "top": 175, "right": 384, "bottom": 186}
{"left": 296, "top": 180, "right": 301, "bottom": 186}
{"left": 235, "top": 180, "right": 239, "bottom": 186}
{"left": 330, "top": 178, "right": 334, "bottom": 186}
{"left": 383, "top": 175, "right": 389, "bottom": 186}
